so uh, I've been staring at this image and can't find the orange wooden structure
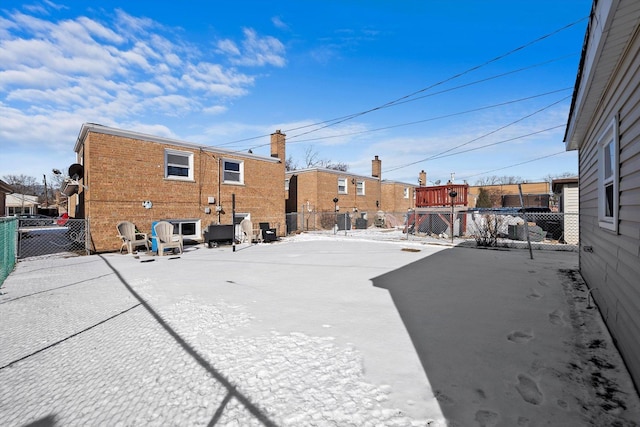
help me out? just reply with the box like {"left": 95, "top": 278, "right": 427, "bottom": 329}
{"left": 415, "top": 184, "right": 468, "bottom": 208}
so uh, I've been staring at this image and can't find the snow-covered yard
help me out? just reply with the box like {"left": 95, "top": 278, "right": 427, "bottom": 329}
{"left": 0, "top": 229, "right": 638, "bottom": 426}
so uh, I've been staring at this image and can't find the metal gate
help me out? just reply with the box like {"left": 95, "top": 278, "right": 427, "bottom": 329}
{"left": 18, "top": 218, "right": 89, "bottom": 259}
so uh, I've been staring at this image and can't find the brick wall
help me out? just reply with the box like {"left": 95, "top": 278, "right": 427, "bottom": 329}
{"left": 81, "top": 131, "right": 285, "bottom": 252}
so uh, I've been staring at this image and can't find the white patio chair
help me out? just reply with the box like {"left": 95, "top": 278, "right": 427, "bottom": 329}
{"left": 117, "top": 221, "right": 149, "bottom": 254}
{"left": 240, "top": 218, "right": 261, "bottom": 243}
{"left": 153, "top": 221, "right": 183, "bottom": 256}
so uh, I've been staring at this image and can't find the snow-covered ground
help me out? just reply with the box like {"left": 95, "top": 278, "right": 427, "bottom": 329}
{"left": 0, "top": 228, "right": 638, "bottom": 426}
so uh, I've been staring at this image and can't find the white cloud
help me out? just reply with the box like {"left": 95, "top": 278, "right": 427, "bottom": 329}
{"left": 218, "top": 28, "right": 286, "bottom": 67}
{"left": 0, "top": 5, "right": 289, "bottom": 177}
{"left": 202, "top": 105, "right": 227, "bottom": 115}
{"left": 271, "top": 16, "right": 289, "bottom": 31}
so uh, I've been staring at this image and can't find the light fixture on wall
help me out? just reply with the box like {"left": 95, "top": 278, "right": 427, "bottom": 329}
{"left": 142, "top": 200, "right": 153, "bottom": 209}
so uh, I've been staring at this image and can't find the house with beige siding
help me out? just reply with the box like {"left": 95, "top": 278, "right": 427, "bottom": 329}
{"left": 285, "top": 156, "right": 417, "bottom": 230}
{"left": 564, "top": 0, "right": 640, "bottom": 388}
{"left": 65, "top": 123, "right": 287, "bottom": 252}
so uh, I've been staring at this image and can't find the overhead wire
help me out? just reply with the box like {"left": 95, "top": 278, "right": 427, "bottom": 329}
{"left": 290, "top": 88, "right": 572, "bottom": 144}
{"left": 459, "top": 151, "right": 569, "bottom": 181}
{"left": 214, "top": 16, "right": 587, "bottom": 149}
{"left": 383, "top": 95, "right": 572, "bottom": 173}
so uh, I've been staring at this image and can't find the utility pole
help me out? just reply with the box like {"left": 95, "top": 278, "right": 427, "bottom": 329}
{"left": 43, "top": 174, "right": 49, "bottom": 208}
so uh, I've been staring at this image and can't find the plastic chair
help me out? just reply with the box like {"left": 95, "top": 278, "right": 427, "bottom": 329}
{"left": 153, "top": 221, "right": 183, "bottom": 256}
{"left": 117, "top": 221, "right": 149, "bottom": 254}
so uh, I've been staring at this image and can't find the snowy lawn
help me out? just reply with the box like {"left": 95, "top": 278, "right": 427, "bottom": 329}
{"left": 0, "top": 229, "right": 638, "bottom": 426}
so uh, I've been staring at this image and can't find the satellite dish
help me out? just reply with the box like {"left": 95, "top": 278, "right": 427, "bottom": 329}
{"left": 435, "top": 180, "right": 441, "bottom": 185}
{"left": 68, "top": 163, "right": 84, "bottom": 180}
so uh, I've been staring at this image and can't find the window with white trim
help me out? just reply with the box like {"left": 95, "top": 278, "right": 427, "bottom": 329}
{"left": 403, "top": 187, "right": 410, "bottom": 199}
{"left": 598, "top": 117, "right": 619, "bottom": 232}
{"left": 356, "top": 180, "right": 365, "bottom": 196}
{"left": 223, "top": 159, "right": 244, "bottom": 184}
{"left": 338, "top": 178, "right": 347, "bottom": 194}
{"left": 165, "top": 149, "right": 193, "bottom": 180}
{"left": 285, "top": 179, "right": 290, "bottom": 191}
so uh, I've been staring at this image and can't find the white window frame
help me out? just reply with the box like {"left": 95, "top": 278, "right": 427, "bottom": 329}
{"left": 338, "top": 178, "right": 347, "bottom": 194}
{"left": 166, "top": 219, "right": 201, "bottom": 240}
{"left": 403, "top": 187, "right": 410, "bottom": 199}
{"left": 597, "top": 117, "right": 619, "bottom": 232}
{"left": 165, "top": 149, "right": 193, "bottom": 180}
{"left": 223, "top": 159, "right": 244, "bottom": 184}
{"left": 356, "top": 180, "right": 365, "bottom": 196}
{"left": 285, "top": 178, "right": 290, "bottom": 191}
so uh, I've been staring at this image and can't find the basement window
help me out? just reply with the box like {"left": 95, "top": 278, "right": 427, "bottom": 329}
{"left": 165, "top": 149, "right": 193, "bottom": 180}
{"left": 598, "top": 117, "right": 619, "bottom": 232}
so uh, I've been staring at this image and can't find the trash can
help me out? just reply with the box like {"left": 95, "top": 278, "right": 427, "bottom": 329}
{"left": 355, "top": 218, "right": 367, "bottom": 229}
{"left": 337, "top": 213, "right": 351, "bottom": 230}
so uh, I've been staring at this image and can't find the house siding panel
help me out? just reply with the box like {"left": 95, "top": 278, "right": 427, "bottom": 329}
{"left": 575, "top": 16, "right": 640, "bottom": 387}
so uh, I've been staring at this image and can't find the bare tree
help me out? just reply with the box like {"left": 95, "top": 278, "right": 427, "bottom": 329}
{"left": 542, "top": 172, "right": 576, "bottom": 184}
{"left": 285, "top": 156, "right": 298, "bottom": 172}
{"left": 295, "top": 146, "right": 349, "bottom": 171}
{"left": 2, "top": 174, "right": 38, "bottom": 195}
{"left": 475, "top": 175, "right": 525, "bottom": 186}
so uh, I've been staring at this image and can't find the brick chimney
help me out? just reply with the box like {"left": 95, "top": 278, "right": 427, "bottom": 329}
{"left": 271, "top": 130, "right": 286, "bottom": 161}
{"left": 419, "top": 170, "right": 427, "bottom": 187}
{"left": 372, "top": 155, "right": 381, "bottom": 178}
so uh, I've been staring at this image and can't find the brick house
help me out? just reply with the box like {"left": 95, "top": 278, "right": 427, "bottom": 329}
{"left": 285, "top": 156, "right": 418, "bottom": 230}
{"left": 467, "top": 182, "right": 551, "bottom": 209}
{"left": 64, "top": 123, "right": 286, "bottom": 252}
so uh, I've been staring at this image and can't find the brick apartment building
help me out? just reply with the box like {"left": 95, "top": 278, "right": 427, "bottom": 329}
{"left": 64, "top": 123, "right": 286, "bottom": 252}
{"left": 285, "top": 156, "right": 418, "bottom": 229}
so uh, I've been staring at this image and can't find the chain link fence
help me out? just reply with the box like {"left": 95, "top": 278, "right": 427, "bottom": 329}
{"left": 17, "top": 218, "right": 90, "bottom": 259}
{"left": 407, "top": 209, "right": 579, "bottom": 250}
{"left": 286, "top": 210, "right": 410, "bottom": 234}
{"left": 286, "top": 208, "right": 579, "bottom": 251}
{"left": 1, "top": 217, "right": 18, "bottom": 286}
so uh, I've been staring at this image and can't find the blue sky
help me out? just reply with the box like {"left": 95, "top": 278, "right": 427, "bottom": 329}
{"left": 0, "top": 0, "right": 590, "bottom": 186}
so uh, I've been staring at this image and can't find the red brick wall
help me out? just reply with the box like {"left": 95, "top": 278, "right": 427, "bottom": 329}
{"left": 82, "top": 131, "right": 285, "bottom": 252}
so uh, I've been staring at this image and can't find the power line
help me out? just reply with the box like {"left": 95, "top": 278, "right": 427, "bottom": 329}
{"left": 290, "top": 88, "right": 572, "bottom": 144}
{"left": 427, "top": 124, "right": 565, "bottom": 160}
{"left": 459, "top": 151, "right": 569, "bottom": 181}
{"left": 384, "top": 95, "right": 571, "bottom": 173}
{"left": 215, "top": 16, "right": 587, "bottom": 149}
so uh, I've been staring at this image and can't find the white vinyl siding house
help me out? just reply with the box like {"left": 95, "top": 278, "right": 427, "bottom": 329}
{"left": 564, "top": 0, "right": 640, "bottom": 388}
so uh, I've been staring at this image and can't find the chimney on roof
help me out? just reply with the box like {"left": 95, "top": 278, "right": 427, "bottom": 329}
{"left": 270, "top": 130, "right": 286, "bottom": 162}
{"left": 419, "top": 170, "right": 427, "bottom": 187}
{"left": 372, "top": 155, "right": 381, "bottom": 179}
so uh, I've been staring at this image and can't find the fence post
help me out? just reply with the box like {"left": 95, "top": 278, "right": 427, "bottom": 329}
{"left": 518, "top": 184, "right": 534, "bottom": 260}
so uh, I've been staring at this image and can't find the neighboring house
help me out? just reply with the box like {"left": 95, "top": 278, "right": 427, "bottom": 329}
{"left": 467, "top": 182, "right": 551, "bottom": 208}
{"left": 5, "top": 193, "right": 39, "bottom": 216}
{"left": 0, "top": 180, "right": 13, "bottom": 217}
{"left": 285, "top": 156, "right": 418, "bottom": 229}
{"left": 65, "top": 123, "right": 287, "bottom": 252}
{"left": 552, "top": 177, "right": 579, "bottom": 244}
{"left": 564, "top": 0, "right": 640, "bottom": 388}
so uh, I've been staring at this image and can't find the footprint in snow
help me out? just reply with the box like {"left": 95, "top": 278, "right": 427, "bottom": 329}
{"left": 508, "top": 330, "right": 534, "bottom": 343}
{"left": 527, "top": 289, "right": 542, "bottom": 299}
{"left": 474, "top": 409, "right": 499, "bottom": 427}
{"left": 516, "top": 374, "right": 543, "bottom": 405}
{"left": 548, "top": 309, "right": 566, "bottom": 326}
